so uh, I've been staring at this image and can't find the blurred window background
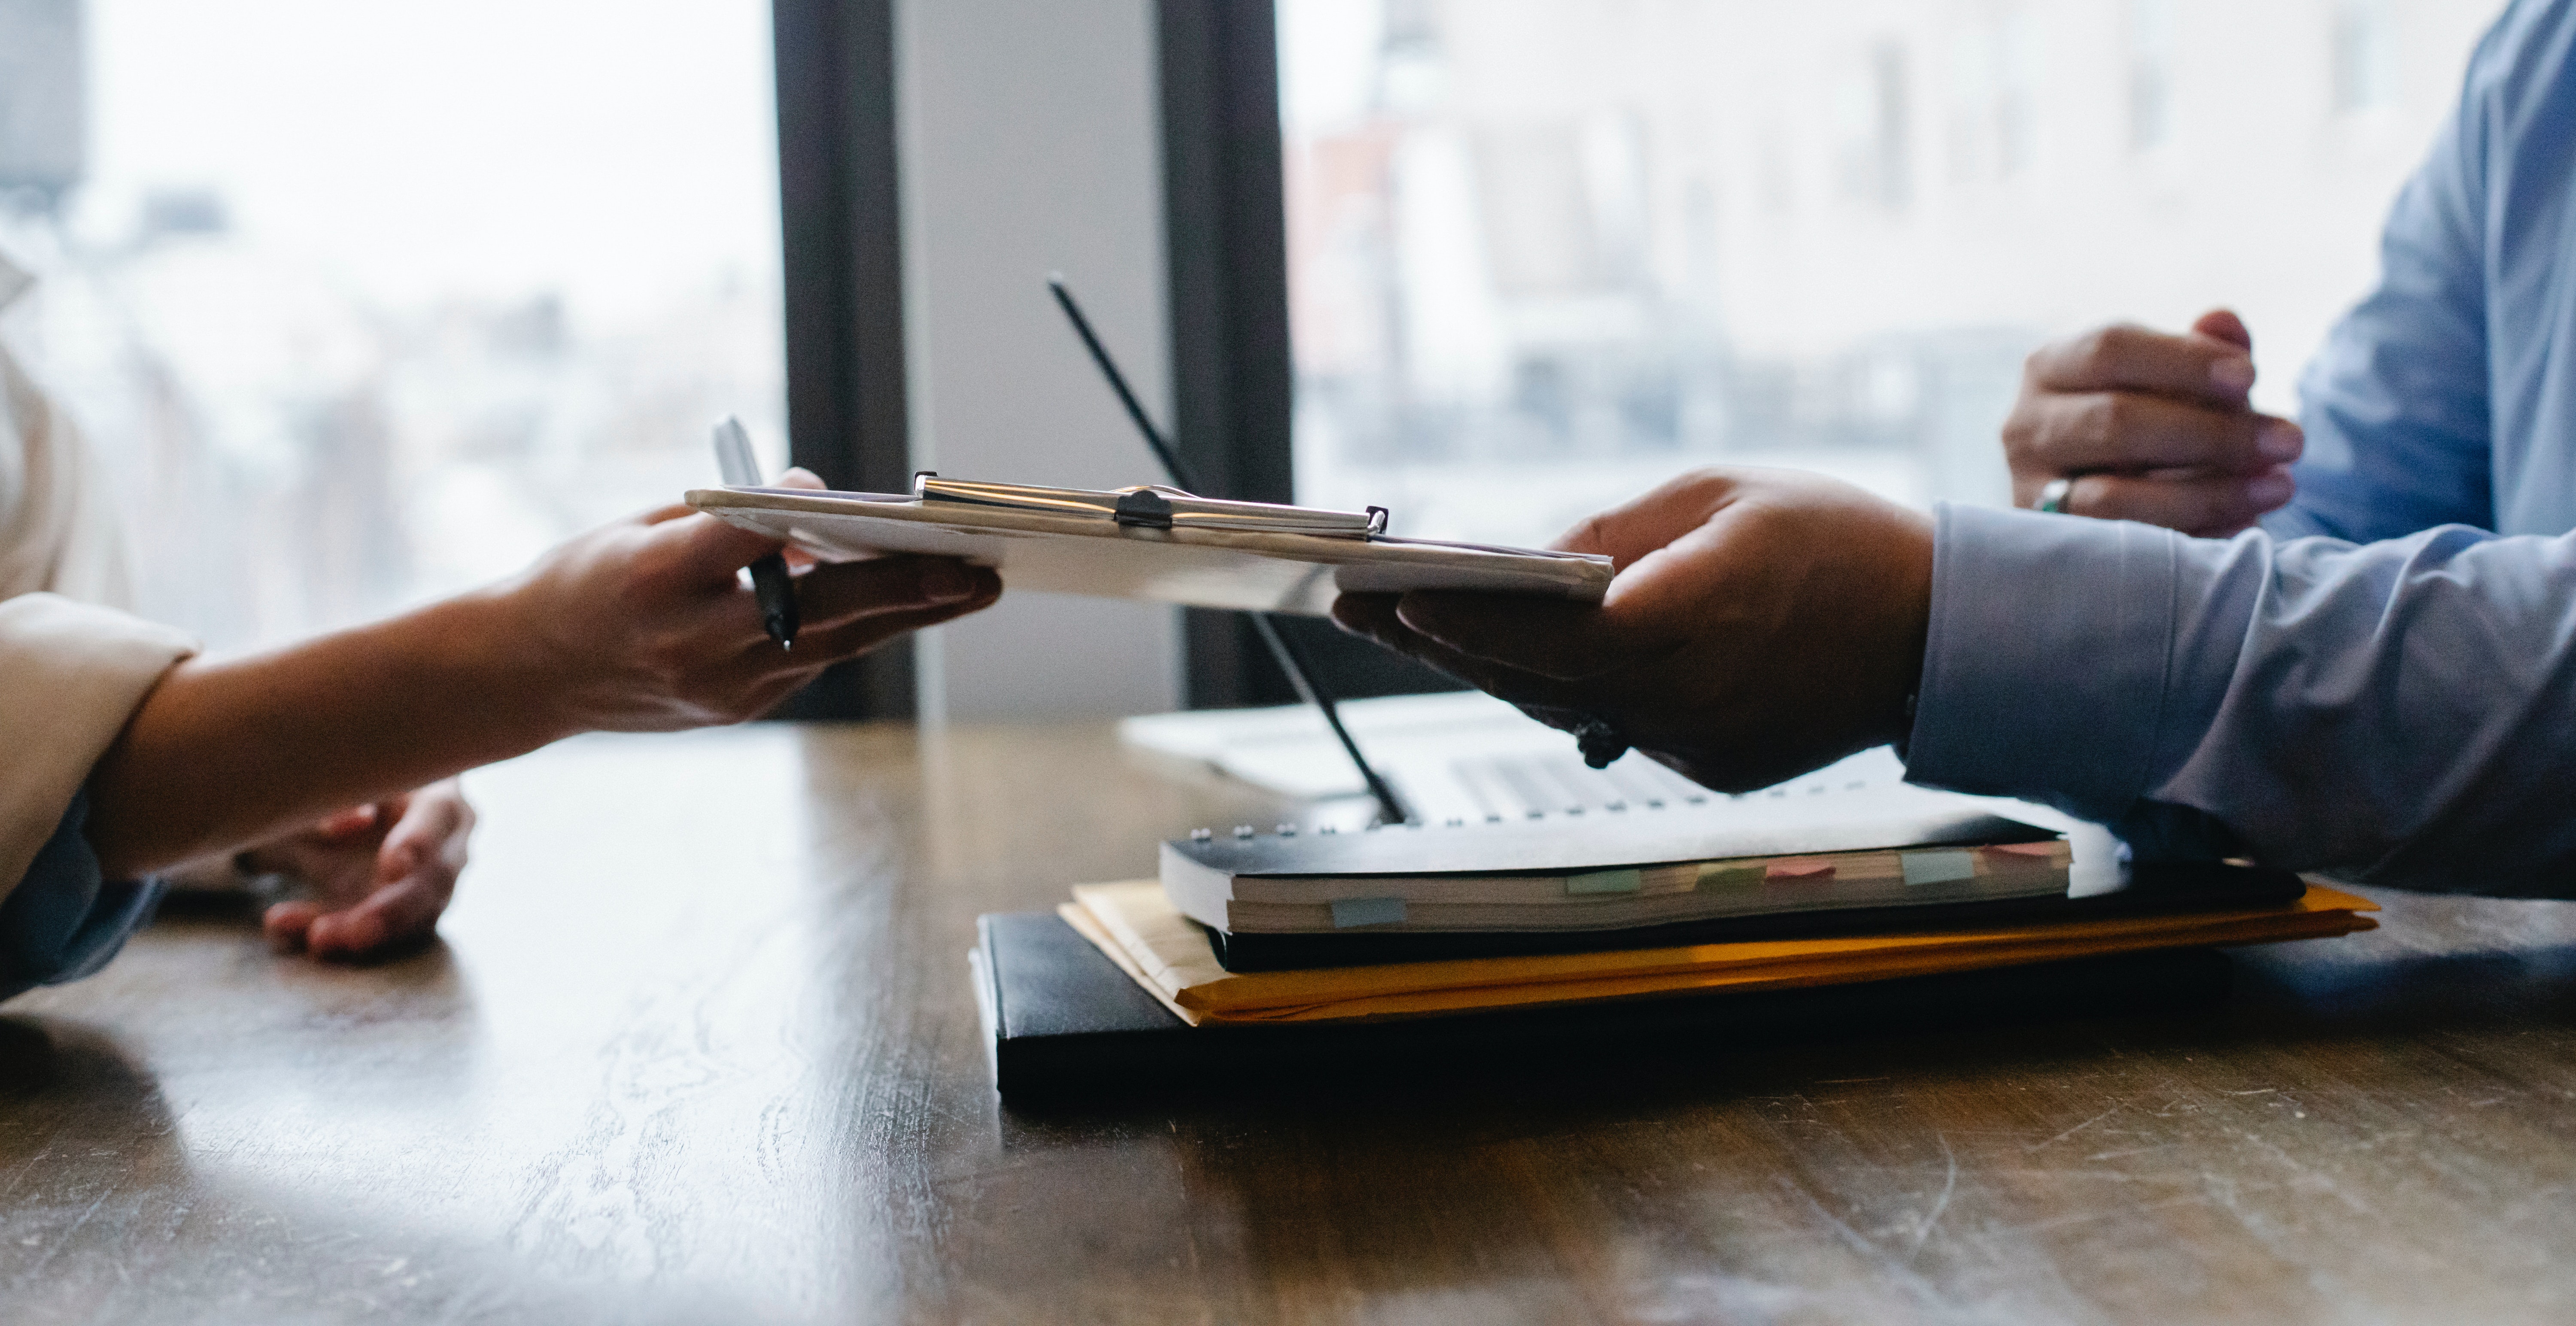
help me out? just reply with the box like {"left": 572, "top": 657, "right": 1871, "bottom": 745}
{"left": 0, "top": 0, "right": 785, "bottom": 652}
{"left": 1278, "top": 0, "right": 2506, "bottom": 547}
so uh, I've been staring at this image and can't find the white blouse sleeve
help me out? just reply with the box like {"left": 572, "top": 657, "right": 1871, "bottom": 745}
{"left": 0, "top": 592, "right": 195, "bottom": 905}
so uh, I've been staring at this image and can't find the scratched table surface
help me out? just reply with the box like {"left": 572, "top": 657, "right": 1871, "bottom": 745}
{"left": 7, "top": 722, "right": 2576, "bottom": 1324}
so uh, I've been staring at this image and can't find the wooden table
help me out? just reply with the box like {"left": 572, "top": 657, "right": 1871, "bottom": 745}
{"left": 8, "top": 722, "right": 2576, "bottom": 1324}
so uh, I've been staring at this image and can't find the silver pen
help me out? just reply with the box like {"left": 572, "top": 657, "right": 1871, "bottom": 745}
{"left": 712, "top": 416, "right": 798, "bottom": 648}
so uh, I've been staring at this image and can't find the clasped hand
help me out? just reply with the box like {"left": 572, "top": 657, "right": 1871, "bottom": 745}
{"left": 1334, "top": 467, "right": 1933, "bottom": 793}
{"left": 2003, "top": 309, "right": 2303, "bottom": 536}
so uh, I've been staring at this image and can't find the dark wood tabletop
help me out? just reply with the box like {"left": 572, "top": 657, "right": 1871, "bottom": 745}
{"left": 6, "top": 721, "right": 2576, "bottom": 1324}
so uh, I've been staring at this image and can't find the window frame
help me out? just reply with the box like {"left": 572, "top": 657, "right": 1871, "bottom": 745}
{"left": 771, "top": 0, "right": 916, "bottom": 719}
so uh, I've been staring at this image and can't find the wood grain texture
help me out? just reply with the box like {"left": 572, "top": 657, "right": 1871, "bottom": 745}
{"left": 6, "top": 722, "right": 2576, "bottom": 1324}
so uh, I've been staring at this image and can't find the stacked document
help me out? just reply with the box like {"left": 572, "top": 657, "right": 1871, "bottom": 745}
{"left": 1024, "top": 765, "right": 2383, "bottom": 1026}
{"left": 1061, "top": 878, "right": 2379, "bottom": 1026}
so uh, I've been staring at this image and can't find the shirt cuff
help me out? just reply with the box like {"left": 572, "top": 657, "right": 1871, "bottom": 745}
{"left": 0, "top": 791, "right": 165, "bottom": 1003}
{"left": 1902, "top": 504, "right": 2183, "bottom": 824}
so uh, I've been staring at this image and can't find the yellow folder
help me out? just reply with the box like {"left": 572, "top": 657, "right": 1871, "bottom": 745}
{"left": 1062, "top": 878, "right": 2378, "bottom": 1027}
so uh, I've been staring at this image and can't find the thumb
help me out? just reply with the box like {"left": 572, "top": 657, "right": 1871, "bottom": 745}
{"left": 1551, "top": 470, "right": 1741, "bottom": 568}
{"left": 380, "top": 784, "right": 472, "bottom": 880}
{"left": 668, "top": 469, "right": 832, "bottom": 584}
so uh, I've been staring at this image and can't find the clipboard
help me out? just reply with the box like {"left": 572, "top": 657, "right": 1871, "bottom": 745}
{"left": 686, "top": 475, "right": 1614, "bottom": 616}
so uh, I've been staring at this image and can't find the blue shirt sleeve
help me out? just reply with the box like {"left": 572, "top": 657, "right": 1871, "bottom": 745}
{"left": 2269, "top": 15, "right": 2501, "bottom": 542}
{"left": 0, "top": 792, "right": 167, "bottom": 1002}
{"left": 1906, "top": 504, "right": 2576, "bottom": 894}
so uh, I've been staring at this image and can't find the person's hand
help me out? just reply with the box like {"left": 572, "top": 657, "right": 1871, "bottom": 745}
{"left": 244, "top": 780, "right": 474, "bottom": 960}
{"left": 1332, "top": 467, "right": 1932, "bottom": 793}
{"left": 2003, "top": 309, "right": 2303, "bottom": 537}
{"left": 494, "top": 467, "right": 1002, "bottom": 734}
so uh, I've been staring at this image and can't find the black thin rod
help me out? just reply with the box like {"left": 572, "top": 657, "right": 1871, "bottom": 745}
{"left": 1246, "top": 613, "right": 1413, "bottom": 826}
{"left": 1047, "top": 274, "right": 1412, "bottom": 826}
{"left": 1048, "top": 275, "right": 1204, "bottom": 495}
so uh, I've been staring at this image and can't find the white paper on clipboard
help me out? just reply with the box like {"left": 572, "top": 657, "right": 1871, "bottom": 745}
{"left": 685, "top": 483, "right": 1614, "bottom": 616}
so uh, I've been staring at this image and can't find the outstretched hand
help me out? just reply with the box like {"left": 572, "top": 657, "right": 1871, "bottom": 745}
{"left": 246, "top": 779, "right": 474, "bottom": 960}
{"left": 1333, "top": 467, "right": 1934, "bottom": 792}
{"left": 88, "top": 467, "right": 1006, "bottom": 881}
{"left": 500, "top": 467, "right": 1003, "bottom": 734}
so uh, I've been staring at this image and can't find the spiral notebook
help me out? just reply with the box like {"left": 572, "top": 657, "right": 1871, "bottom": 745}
{"left": 1162, "top": 779, "right": 2070, "bottom": 938}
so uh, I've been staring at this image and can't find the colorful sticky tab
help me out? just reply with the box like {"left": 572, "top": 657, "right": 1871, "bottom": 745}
{"left": 1329, "top": 897, "right": 1407, "bottom": 929}
{"left": 1983, "top": 841, "right": 2063, "bottom": 859}
{"left": 1565, "top": 868, "right": 1644, "bottom": 896}
{"left": 1901, "top": 850, "right": 1979, "bottom": 886}
{"left": 1765, "top": 859, "right": 1836, "bottom": 881}
{"left": 1696, "top": 862, "right": 1765, "bottom": 891}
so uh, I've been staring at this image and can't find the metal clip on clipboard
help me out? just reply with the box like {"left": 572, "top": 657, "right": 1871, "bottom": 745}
{"left": 914, "top": 475, "right": 1391, "bottom": 539}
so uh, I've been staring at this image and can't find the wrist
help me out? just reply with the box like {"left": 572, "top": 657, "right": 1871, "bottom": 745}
{"left": 1870, "top": 507, "right": 1937, "bottom": 750}
{"left": 423, "top": 582, "right": 590, "bottom": 751}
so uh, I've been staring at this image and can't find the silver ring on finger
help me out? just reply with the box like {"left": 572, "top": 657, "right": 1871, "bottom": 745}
{"left": 2035, "top": 477, "right": 2073, "bottom": 514}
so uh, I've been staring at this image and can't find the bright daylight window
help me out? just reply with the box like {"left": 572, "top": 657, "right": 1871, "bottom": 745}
{"left": 0, "top": 0, "right": 784, "bottom": 652}
{"left": 1279, "top": 0, "right": 2504, "bottom": 547}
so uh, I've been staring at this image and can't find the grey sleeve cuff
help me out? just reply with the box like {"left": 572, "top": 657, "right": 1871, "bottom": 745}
{"left": 1902, "top": 504, "right": 2185, "bottom": 824}
{"left": 0, "top": 791, "right": 166, "bottom": 1003}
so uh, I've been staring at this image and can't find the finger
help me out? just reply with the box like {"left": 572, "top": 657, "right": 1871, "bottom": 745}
{"left": 306, "top": 876, "right": 451, "bottom": 959}
{"left": 1402, "top": 473, "right": 1779, "bottom": 678}
{"left": 281, "top": 787, "right": 468, "bottom": 960}
{"left": 1329, "top": 592, "right": 1402, "bottom": 638}
{"left": 2048, "top": 466, "right": 2295, "bottom": 535}
{"left": 2013, "top": 391, "right": 2302, "bottom": 475}
{"left": 679, "top": 579, "right": 1006, "bottom": 724}
{"left": 2026, "top": 322, "right": 2257, "bottom": 403}
{"left": 263, "top": 900, "right": 321, "bottom": 952}
{"left": 791, "top": 556, "right": 1000, "bottom": 628}
{"left": 307, "top": 803, "right": 469, "bottom": 962}
{"left": 783, "top": 585, "right": 1001, "bottom": 661}
{"left": 1331, "top": 594, "right": 1594, "bottom": 707}
{"left": 1391, "top": 592, "right": 1642, "bottom": 681}
{"left": 655, "top": 508, "right": 796, "bottom": 591}
{"left": 380, "top": 782, "right": 472, "bottom": 878}
{"left": 310, "top": 803, "right": 382, "bottom": 840}
{"left": 2191, "top": 308, "right": 2251, "bottom": 350}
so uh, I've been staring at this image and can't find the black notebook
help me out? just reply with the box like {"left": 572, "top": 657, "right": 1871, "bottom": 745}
{"left": 969, "top": 911, "right": 2236, "bottom": 1099}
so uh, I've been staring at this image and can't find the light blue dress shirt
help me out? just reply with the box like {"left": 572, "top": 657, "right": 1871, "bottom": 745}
{"left": 1, "top": 793, "right": 167, "bottom": 1001}
{"left": 1905, "top": 0, "right": 2576, "bottom": 892}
